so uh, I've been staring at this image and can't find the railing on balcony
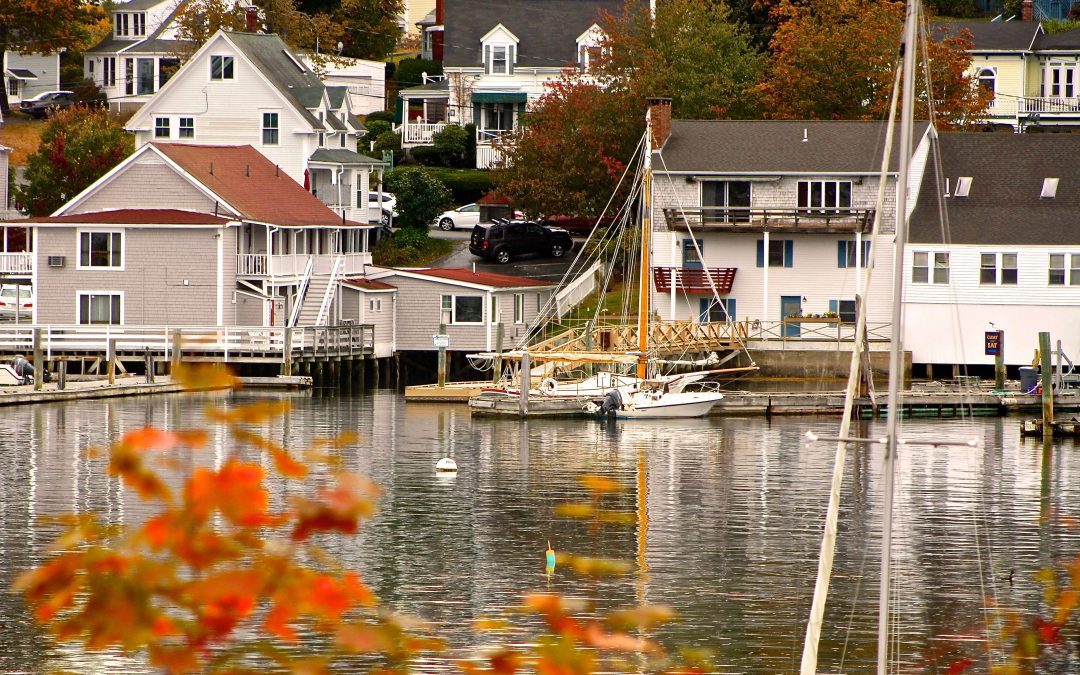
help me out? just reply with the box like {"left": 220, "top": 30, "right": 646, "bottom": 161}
{"left": 0, "top": 252, "right": 34, "bottom": 274}
{"left": 652, "top": 267, "right": 737, "bottom": 294}
{"left": 236, "top": 253, "right": 371, "bottom": 278}
{"left": 1018, "top": 96, "right": 1080, "bottom": 115}
{"left": 476, "top": 128, "right": 513, "bottom": 144}
{"left": 663, "top": 207, "right": 876, "bottom": 233}
{"left": 402, "top": 121, "right": 447, "bottom": 144}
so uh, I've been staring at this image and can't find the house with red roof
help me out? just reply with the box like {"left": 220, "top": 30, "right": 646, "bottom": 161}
{"left": 362, "top": 267, "right": 555, "bottom": 352}
{"left": 19, "top": 142, "right": 376, "bottom": 327}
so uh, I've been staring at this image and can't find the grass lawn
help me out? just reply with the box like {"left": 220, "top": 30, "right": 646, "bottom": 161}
{"left": 0, "top": 115, "right": 44, "bottom": 165}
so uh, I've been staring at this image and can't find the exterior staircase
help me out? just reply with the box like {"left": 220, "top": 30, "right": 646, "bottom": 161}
{"left": 296, "top": 275, "right": 331, "bottom": 326}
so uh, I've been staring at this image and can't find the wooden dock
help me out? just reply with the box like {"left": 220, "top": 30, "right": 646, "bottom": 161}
{"left": 0, "top": 374, "right": 311, "bottom": 407}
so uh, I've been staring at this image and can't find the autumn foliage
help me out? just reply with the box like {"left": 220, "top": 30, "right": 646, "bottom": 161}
{"left": 17, "top": 365, "right": 712, "bottom": 673}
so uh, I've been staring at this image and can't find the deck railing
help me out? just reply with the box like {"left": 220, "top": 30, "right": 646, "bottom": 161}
{"left": 0, "top": 252, "right": 33, "bottom": 274}
{"left": 1017, "top": 96, "right": 1080, "bottom": 115}
{"left": 652, "top": 267, "right": 737, "bottom": 294}
{"left": 663, "top": 207, "right": 876, "bottom": 233}
{"left": 236, "top": 253, "right": 371, "bottom": 278}
{"left": 402, "top": 122, "right": 447, "bottom": 144}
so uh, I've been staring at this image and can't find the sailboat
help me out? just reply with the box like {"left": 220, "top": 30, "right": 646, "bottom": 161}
{"left": 467, "top": 104, "right": 747, "bottom": 419}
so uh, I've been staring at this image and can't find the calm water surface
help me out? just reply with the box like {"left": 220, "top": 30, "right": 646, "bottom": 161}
{"left": 1, "top": 390, "right": 1078, "bottom": 673}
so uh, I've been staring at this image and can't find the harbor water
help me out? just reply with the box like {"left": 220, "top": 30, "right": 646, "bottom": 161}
{"left": 1, "top": 390, "right": 1078, "bottom": 673}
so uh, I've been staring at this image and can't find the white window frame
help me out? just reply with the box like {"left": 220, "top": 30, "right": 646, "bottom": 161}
{"left": 977, "top": 67, "right": 996, "bottom": 96}
{"left": 262, "top": 111, "right": 279, "bottom": 145}
{"left": 77, "top": 291, "right": 124, "bottom": 325}
{"left": 798, "top": 180, "right": 852, "bottom": 213}
{"left": 210, "top": 55, "right": 235, "bottom": 81}
{"left": 1071, "top": 254, "right": 1080, "bottom": 286}
{"left": 441, "top": 294, "right": 484, "bottom": 325}
{"left": 154, "top": 116, "right": 170, "bottom": 138}
{"left": 1050, "top": 253, "right": 1066, "bottom": 286}
{"left": 77, "top": 230, "right": 124, "bottom": 270}
{"left": 368, "top": 298, "right": 382, "bottom": 312}
{"left": 912, "top": 251, "right": 948, "bottom": 284}
{"left": 178, "top": 117, "right": 195, "bottom": 139}
{"left": 513, "top": 293, "right": 524, "bottom": 324}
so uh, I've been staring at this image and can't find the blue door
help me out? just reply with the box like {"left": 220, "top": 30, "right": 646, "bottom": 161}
{"left": 781, "top": 295, "right": 802, "bottom": 337}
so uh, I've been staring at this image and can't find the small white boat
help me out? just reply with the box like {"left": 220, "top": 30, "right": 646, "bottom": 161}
{"left": 0, "top": 364, "right": 24, "bottom": 386}
{"left": 502, "top": 369, "right": 715, "bottom": 399}
{"left": 583, "top": 385, "right": 723, "bottom": 419}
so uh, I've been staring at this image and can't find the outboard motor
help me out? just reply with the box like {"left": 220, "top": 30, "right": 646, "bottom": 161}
{"left": 12, "top": 355, "right": 33, "bottom": 385}
{"left": 599, "top": 388, "right": 623, "bottom": 416}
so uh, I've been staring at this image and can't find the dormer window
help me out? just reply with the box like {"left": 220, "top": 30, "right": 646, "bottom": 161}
{"left": 114, "top": 12, "right": 145, "bottom": 38}
{"left": 576, "top": 24, "right": 604, "bottom": 73}
{"left": 1042, "top": 177, "right": 1059, "bottom": 199}
{"left": 481, "top": 24, "right": 518, "bottom": 75}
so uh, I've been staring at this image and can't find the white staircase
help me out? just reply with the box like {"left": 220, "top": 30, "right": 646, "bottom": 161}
{"left": 296, "top": 275, "right": 331, "bottom": 326}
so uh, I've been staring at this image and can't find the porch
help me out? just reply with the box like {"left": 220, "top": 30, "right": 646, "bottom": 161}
{"left": 307, "top": 150, "right": 386, "bottom": 224}
{"left": 0, "top": 252, "right": 33, "bottom": 275}
{"left": 396, "top": 77, "right": 449, "bottom": 148}
{"left": 663, "top": 207, "right": 875, "bottom": 233}
{"left": 1017, "top": 95, "right": 1080, "bottom": 122}
{"left": 234, "top": 223, "right": 373, "bottom": 282}
{"left": 236, "top": 252, "right": 372, "bottom": 278}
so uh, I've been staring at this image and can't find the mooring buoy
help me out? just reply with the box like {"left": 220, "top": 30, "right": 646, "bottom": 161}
{"left": 436, "top": 457, "right": 458, "bottom": 473}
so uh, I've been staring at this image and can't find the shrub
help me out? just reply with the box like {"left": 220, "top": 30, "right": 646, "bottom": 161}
{"left": 383, "top": 166, "right": 452, "bottom": 229}
{"left": 395, "top": 57, "right": 443, "bottom": 89}
{"left": 409, "top": 145, "right": 443, "bottom": 166}
{"left": 364, "top": 119, "right": 392, "bottom": 139}
{"left": 433, "top": 124, "right": 470, "bottom": 167}
{"left": 372, "top": 130, "right": 403, "bottom": 165}
{"left": 424, "top": 167, "right": 495, "bottom": 204}
{"left": 364, "top": 109, "right": 395, "bottom": 124}
{"left": 372, "top": 226, "right": 453, "bottom": 266}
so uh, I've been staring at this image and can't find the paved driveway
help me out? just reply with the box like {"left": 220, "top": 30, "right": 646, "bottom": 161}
{"left": 427, "top": 228, "right": 579, "bottom": 284}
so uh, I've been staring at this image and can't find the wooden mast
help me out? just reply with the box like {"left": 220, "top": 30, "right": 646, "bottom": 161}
{"left": 637, "top": 107, "right": 653, "bottom": 380}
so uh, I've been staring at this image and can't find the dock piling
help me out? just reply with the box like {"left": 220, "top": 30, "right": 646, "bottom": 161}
{"left": 1040, "top": 332, "right": 1053, "bottom": 434}
{"left": 33, "top": 328, "right": 42, "bottom": 391}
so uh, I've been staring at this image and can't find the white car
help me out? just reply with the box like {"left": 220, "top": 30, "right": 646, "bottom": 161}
{"left": 434, "top": 203, "right": 481, "bottom": 231}
{"left": 368, "top": 192, "right": 397, "bottom": 225}
{"left": 0, "top": 285, "right": 32, "bottom": 318}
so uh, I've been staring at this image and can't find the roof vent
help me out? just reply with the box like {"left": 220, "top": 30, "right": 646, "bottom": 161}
{"left": 802, "top": 128, "right": 808, "bottom": 143}
{"left": 954, "top": 176, "right": 972, "bottom": 197}
{"left": 1041, "top": 177, "right": 1059, "bottom": 199}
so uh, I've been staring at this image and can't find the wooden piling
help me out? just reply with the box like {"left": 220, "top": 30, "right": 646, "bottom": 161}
{"left": 32, "top": 327, "right": 42, "bottom": 391}
{"left": 171, "top": 329, "right": 183, "bottom": 374}
{"left": 493, "top": 323, "right": 504, "bottom": 385}
{"left": 282, "top": 327, "right": 293, "bottom": 376}
{"left": 57, "top": 360, "right": 67, "bottom": 390}
{"left": 108, "top": 339, "right": 117, "bottom": 385}
{"left": 1040, "top": 331, "right": 1053, "bottom": 433}
{"left": 437, "top": 323, "right": 447, "bottom": 387}
{"left": 519, "top": 351, "right": 530, "bottom": 416}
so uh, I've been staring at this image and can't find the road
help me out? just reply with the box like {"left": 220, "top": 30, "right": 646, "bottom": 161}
{"left": 426, "top": 227, "right": 580, "bottom": 284}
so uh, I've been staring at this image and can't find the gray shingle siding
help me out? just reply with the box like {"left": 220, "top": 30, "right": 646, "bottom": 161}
{"left": 69, "top": 161, "right": 218, "bottom": 215}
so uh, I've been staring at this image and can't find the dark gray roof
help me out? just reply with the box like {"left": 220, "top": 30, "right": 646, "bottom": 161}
{"left": 5, "top": 68, "right": 37, "bottom": 79}
{"left": 113, "top": 0, "right": 173, "bottom": 10}
{"left": 227, "top": 32, "right": 326, "bottom": 129}
{"left": 86, "top": 36, "right": 140, "bottom": 54}
{"left": 443, "top": 0, "right": 623, "bottom": 68}
{"left": 309, "top": 148, "right": 384, "bottom": 165}
{"left": 122, "top": 37, "right": 192, "bottom": 54}
{"left": 399, "top": 79, "right": 449, "bottom": 97}
{"left": 417, "top": 8, "right": 437, "bottom": 27}
{"left": 910, "top": 131, "right": 1080, "bottom": 245}
{"left": 934, "top": 21, "right": 1043, "bottom": 51}
{"left": 1036, "top": 27, "right": 1080, "bottom": 49}
{"left": 656, "top": 120, "right": 931, "bottom": 174}
{"left": 326, "top": 85, "right": 348, "bottom": 108}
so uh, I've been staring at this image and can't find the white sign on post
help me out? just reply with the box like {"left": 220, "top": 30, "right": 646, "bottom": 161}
{"left": 433, "top": 334, "right": 450, "bottom": 349}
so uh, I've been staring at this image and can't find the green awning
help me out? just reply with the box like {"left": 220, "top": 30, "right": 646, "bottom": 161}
{"left": 471, "top": 91, "right": 527, "bottom": 104}
{"left": 393, "top": 96, "right": 404, "bottom": 124}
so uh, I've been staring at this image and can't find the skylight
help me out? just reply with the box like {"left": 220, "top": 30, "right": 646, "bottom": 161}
{"left": 1041, "top": 177, "right": 1059, "bottom": 199}
{"left": 954, "top": 176, "right": 972, "bottom": 197}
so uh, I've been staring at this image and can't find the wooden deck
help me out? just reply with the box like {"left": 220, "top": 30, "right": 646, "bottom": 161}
{"left": 529, "top": 319, "right": 745, "bottom": 358}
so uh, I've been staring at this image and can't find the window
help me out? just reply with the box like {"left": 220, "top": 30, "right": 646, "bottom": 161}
{"left": 441, "top": 294, "right": 483, "bottom": 324}
{"left": 913, "top": 251, "right": 949, "bottom": 283}
{"left": 115, "top": 13, "right": 129, "bottom": 37}
{"left": 980, "top": 253, "right": 996, "bottom": 284}
{"left": 699, "top": 298, "right": 735, "bottom": 322}
{"left": 211, "top": 55, "right": 234, "bottom": 81}
{"left": 262, "top": 112, "right": 279, "bottom": 145}
{"left": 78, "top": 231, "right": 123, "bottom": 269}
{"left": 838, "top": 240, "right": 872, "bottom": 268}
{"left": 1072, "top": 254, "right": 1080, "bottom": 285}
{"left": 1048, "top": 61, "right": 1075, "bottom": 98}
{"left": 134, "top": 13, "right": 145, "bottom": 36}
{"left": 954, "top": 176, "right": 972, "bottom": 197}
{"left": 1002, "top": 253, "right": 1017, "bottom": 284}
{"left": 368, "top": 298, "right": 382, "bottom": 312}
{"left": 913, "top": 252, "right": 928, "bottom": 283}
{"left": 933, "top": 252, "right": 950, "bottom": 283}
{"left": 159, "top": 58, "right": 180, "bottom": 87}
{"left": 103, "top": 57, "right": 116, "bottom": 87}
{"left": 514, "top": 293, "right": 524, "bottom": 324}
{"left": 756, "top": 239, "right": 793, "bottom": 268}
{"left": 798, "top": 180, "right": 852, "bottom": 213}
{"left": 318, "top": 132, "right": 325, "bottom": 147}
{"left": 492, "top": 46, "right": 507, "bottom": 74}
{"left": 78, "top": 293, "right": 122, "bottom": 325}
{"left": 125, "top": 58, "right": 134, "bottom": 96}
{"left": 1050, "top": 254, "right": 1066, "bottom": 285}
{"left": 178, "top": 117, "right": 194, "bottom": 139}
{"left": 578, "top": 44, "right": 601, "bottom": 71}
{"left": 682, "top": 238, "right": 703, "bottom": 269}
{"left": 977, "top": 68, "right": 995, "bottom": 96}
{"left": 339, "top": 133, "right": 346, "bottom": 148}
{"left": 155, "top": 117, "right": 170, "bottom": 138}
{"left": 701, "top": 180, "right": 751, "bottom": 223}
{"left": 6, "top": 79, "right": 17, "bottom": 97}
{"left": 828, "top": 299, "right": 857, "bottom": 323}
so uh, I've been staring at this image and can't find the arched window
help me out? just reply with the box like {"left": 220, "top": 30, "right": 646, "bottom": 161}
{"left": 978, "top": 68, "right": 996, "bottom": 95}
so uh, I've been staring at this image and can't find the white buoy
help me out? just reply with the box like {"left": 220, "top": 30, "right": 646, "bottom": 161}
{"left": 435, "top": 457, "right": 458, "bottom": 473}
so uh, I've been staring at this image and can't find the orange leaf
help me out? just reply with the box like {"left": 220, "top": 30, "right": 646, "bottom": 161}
{"left": 271, "top": 447, "right": 309, "bottom": 479}
{"left": 335, "top": 622, "right": 386, "bottom": 652}
{"left": 265, "top": 604, "right": 299, "bottom": 642}
{"left": 149, "top": 643, "right": 202, "bottom": 674}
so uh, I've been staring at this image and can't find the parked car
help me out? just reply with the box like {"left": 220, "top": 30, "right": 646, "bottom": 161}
{"left": 0, "top": 285, "right": 32, "bottom": 318}
{"left": 434, "top": 203, "right": 481, "bottom": 231}
{"left": 20, "top": 91, "right": 76, "bottom": 119}
{"left": 368, "top": 191, "right": 397, "bottom": 225}
{"left": 540, "top": 214, "right": 618, "bottom": 237}
{"left": 469, "top": 219, "right": 573, "bottom": 264}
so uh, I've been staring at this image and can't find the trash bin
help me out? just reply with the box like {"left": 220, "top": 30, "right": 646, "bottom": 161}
{"left": 1019, "top": 366, "right": 1039, "bottom": 394}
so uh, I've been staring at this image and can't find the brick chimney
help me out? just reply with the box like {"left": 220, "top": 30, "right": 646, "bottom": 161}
{"left": 648, "top": 97, "right": 672, "bottom": 150}
{"left": 1022, "top": 0, "right": 1033, "bottom": 21}
{"left": 433, "top": 0, "right": 445, "bottom": 62}
{"left": 245, "top": 6, "right": 259, "bottom": 32}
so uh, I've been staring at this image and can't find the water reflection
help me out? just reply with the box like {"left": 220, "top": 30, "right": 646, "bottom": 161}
{"left": 0, "top": 392, "right": 1078, "bottom": 673}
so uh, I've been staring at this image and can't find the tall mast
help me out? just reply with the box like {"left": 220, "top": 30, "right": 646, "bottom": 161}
{"left": 637, "top": 0, "right": 657, "bottom": 380}
{"left": 878, "top": 0, "right": 918, "bottom": 672}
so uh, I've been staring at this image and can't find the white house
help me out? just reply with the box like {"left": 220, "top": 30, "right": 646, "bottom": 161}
{"left": 398, "top": 0, "right": 622, "bottom": 167}
{"left": 83, "top": 0, "right": 192, "bottom": 114}
{"left": 649, "top": 101, "right": 934, "bottom": 342}
{"left": 906, "top": 132, "right": 1080, "bottom": 370}
{"left": 125, "top": 30, "right": 385, "bottom": 226}
{"left": 4, "top": 51, "right": 61, "bottom": 105}
{"left": 301, "top": 53, "right": 386, "bottom": 115}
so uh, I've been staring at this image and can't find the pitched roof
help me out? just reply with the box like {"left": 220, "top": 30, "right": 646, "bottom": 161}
{"left": 657, "top": 120, "right": 931, "bottom": 174}
{"left": 406, "top": 268, "right": 554, "bottom": 288}
{"left": 934, "top": 21, "right": 1043, "bottom": 51}
{"left": 309, "top": 148, "right": 384, "bottom": 165}
{"left": 1036, "top": 27, "right": 1080, "bottom": 49}
{"left": 443, "top": 0, "right": 623, "bottom": 68}
{"left": 225, "top": 32, "right": 327, "bottom": 130}
{"left": 342, "top": 278, "right": 397, "bottom": 290}
{"left": 14, "top": 209, "right": 232, "bottom": 225}
{"left": 909, "top": 131, "right": 1080, "bottom": 246}
{"left": 153, "top": 143, "right": 363, "bottom": 227}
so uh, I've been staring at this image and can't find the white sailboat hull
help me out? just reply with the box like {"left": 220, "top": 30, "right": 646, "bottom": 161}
{"left": 608, "top": 391, "right": 723, "bottom": 419}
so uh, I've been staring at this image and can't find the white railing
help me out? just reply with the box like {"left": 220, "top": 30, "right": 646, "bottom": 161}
{"left": 741, "top": 320, "right": 893, "bottom": 344}
{"left": 236, "top": 254, "right": 267, "bottom": 276}
{"left": 1018, "top": 96, "right": 1080, "bottom": 114}
{"left": 237, "top": 253, "right": 370, "bottom": 278}
{"left": 402, "top": 122, "right": 447, "bottom": 144}
{"left": 476, "top": 145, "right": 508, "bottom": 169}
{"left": 289, "top": 257, "right": 315, "bottom": 327}
{"left": 476, "top": 128, "right": 513, "bottom": 143}
{"left": 0, "top": 324, "right": 375, "bottom": 361}
{"left": 0, "top": 252, "right": 33, "bottom": 274}
{"left": 553, "top": 261, "right": 603, "bottom": 318}
{"left": 316, "top": 256, "right": 344, "bottom": 326}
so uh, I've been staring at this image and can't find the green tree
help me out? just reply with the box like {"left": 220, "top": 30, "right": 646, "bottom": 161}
{"left": 0, "top": 0, "right": 105, "bottom": 114}
{"left": 595, "top": 0, "right": 763, "bottom": 119}
{"left": 384, "top": 167, "right": 452, "bottom": 229}
{"left": 395, "top": 57, "right": 443, "bottom": 88}
{"left": 372, "top": 130, "right": 403, "bottom": 164}
{"left": 13, "top": 107, "right": 134, "bottom": 217}
{"left": 495, "top": 74, "right": 644, "bottom": 219}
{"left": 336, "top": 0, "right": 403, "bottom": 61}
{"left": 432, "top": 124, "right": 470, "bottom": 168}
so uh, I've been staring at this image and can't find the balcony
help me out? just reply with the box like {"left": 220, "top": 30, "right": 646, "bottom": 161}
{"left": 401, "top": 121, "right": 447, "bottom": 145}
{"left": 236, "top": 253, "right": 372, "bottom": 278}
{"left": 663, "top": 207, "right": 875, "bottom": 234}
{"left": 0, "top": 252, "right": 33, "bottom": 274}
{"left": 653, "top": 267, "right": 736, "bottom": 294}
{"left": 1018, "top": 96, "right": 1080, "bottom": 119}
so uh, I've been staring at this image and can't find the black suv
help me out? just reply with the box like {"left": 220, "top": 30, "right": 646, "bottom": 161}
{"left": 469, "top": 219, "right": 573, "bottom": 264}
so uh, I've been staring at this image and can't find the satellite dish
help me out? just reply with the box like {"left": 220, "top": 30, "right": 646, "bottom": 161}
{"left": 336, "top": 41, "right": 344, "bottom": 54}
